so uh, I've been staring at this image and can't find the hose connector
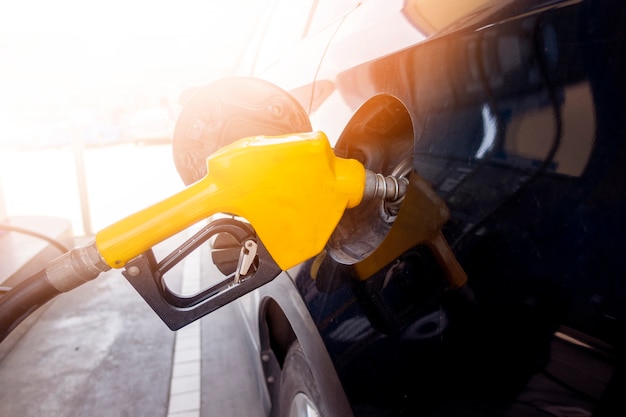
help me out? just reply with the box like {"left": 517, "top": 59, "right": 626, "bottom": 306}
{"left": 45, "top": 242, "right": 111, "bottom": 292}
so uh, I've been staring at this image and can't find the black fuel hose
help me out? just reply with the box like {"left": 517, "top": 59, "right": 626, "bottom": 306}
{"left": 0, "top": 268, "right": 61, "bottom": 342}
{"left": 0, "top": 242, "right": 109, "bottom": 343}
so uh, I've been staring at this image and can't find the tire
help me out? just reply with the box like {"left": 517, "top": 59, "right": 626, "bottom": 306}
{"left": 277, "top": 341, "right": 324, "bottom": 417}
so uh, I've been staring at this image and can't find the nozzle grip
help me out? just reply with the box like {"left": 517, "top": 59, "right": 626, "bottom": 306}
{"left": 96, "top": 132, "right": 366, "bottom": 270}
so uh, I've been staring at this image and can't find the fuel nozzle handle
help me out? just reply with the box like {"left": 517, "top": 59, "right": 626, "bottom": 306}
{"left": 45, "top": 133, "right": 409, "bottom": 288}
{"left": 38, "top": 132, "right": 408, "bottom": 294}
{"left": 95, "top": 132, "right": 374, "bottom": 271}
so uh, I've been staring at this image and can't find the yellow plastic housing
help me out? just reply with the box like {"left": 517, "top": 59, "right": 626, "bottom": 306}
{"left": 95, "top": 132, "right": 365, "bottom": 270}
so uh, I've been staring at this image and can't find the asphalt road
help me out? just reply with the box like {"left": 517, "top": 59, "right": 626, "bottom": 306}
{"left": 0, "top": 236, "right": 179, "bottom": 416}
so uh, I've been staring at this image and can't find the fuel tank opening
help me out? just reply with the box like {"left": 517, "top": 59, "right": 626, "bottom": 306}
{"left": 329, "top": 95, "right": 414, "bottom": 264}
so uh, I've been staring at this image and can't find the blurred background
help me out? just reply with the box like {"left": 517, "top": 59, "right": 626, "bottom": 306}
{"left": 0, "top": 0, "right": 265, "bottom": 235}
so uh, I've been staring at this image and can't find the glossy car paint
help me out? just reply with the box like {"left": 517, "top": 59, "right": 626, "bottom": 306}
{"left": 239, "top": 0, "right": 625, "bottom": 416}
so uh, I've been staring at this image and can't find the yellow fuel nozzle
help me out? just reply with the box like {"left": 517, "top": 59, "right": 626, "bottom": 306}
{"left": 95, "top": 131, "right": 366, "bottom": 270}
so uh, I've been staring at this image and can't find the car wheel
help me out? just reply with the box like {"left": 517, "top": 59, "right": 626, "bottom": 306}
{"left": 277, "top": 341, "right": 324, "bottom": 417}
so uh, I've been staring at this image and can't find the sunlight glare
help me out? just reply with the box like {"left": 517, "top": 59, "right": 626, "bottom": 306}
{"left": 0, "top": 0, "right": 263, "bottom": 235}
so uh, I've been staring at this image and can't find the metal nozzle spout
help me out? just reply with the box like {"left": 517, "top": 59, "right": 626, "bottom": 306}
{"left": 363, "top": 170, "right": 409, "bottom": 202}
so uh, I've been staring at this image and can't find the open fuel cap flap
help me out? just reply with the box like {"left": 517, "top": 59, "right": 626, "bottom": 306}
{"left": 172, "top": 77, "right": 312, "bottom": 185}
